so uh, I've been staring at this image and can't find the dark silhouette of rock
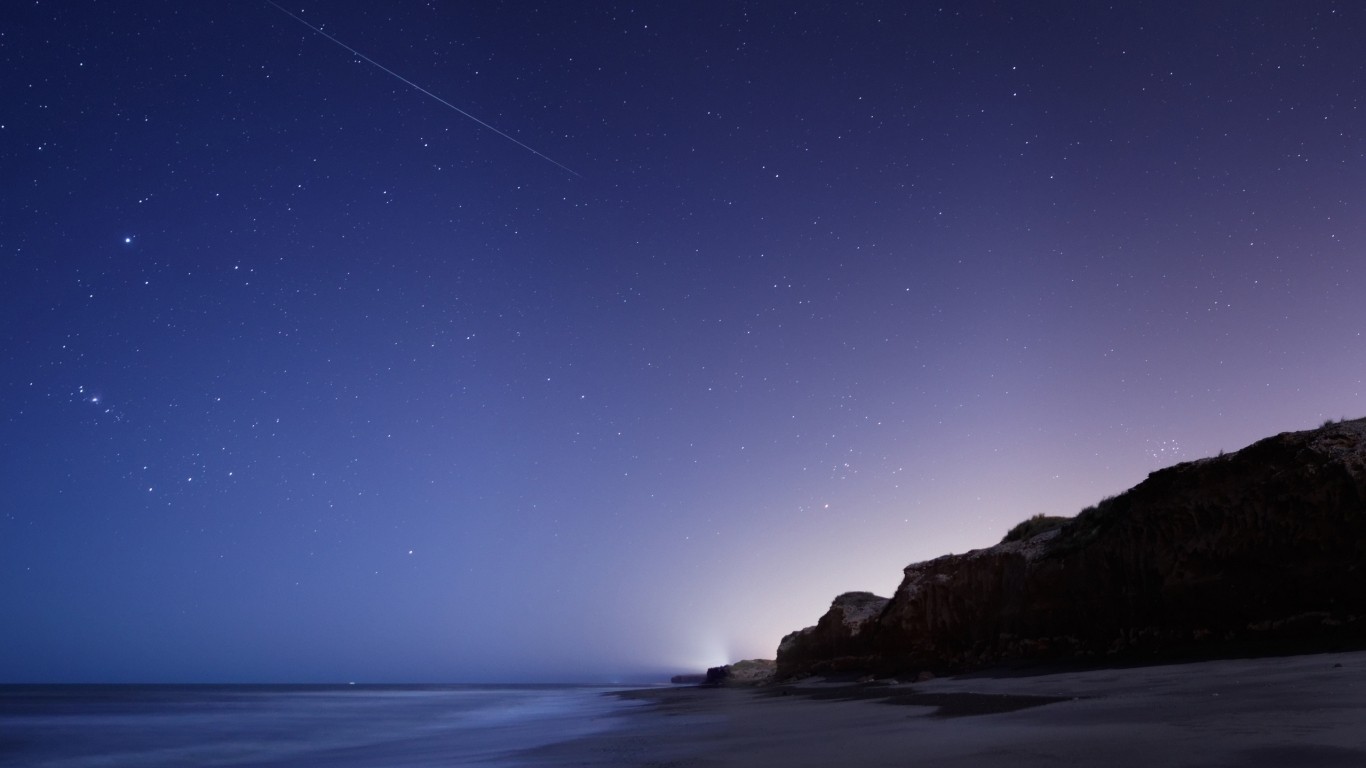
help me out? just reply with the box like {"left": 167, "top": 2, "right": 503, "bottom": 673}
{"left": 777, "top": 417, "right": 1366, "bottom": 679}
{"left": 705, "top": 658, "right": 777, "bottom": 686}
{"left": 670, "top": 674, "right": 708, "bottom": 684}
{"left": 776, "top": 591, "right": 889, "bottom": 679}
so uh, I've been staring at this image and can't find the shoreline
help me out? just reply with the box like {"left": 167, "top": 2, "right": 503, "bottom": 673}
{"left": 513, "top": 649, "right": 1366, "bottom": 767}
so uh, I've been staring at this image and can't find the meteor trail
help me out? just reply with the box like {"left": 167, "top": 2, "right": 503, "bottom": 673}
{"left": 266, "top": 1, "right": 580, "bottom": 177}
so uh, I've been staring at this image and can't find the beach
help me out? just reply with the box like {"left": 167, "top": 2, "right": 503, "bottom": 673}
{"left": 517, "top": 650, "right": 1366, "bottom": 767}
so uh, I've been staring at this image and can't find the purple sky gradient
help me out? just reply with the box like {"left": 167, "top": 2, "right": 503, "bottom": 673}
{"left": 2, "top": 1, "right": 1363, "bottom": 682}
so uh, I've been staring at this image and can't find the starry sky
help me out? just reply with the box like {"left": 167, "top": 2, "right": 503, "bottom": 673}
{"left": 3, "top": 1, "right": 1364, "bottom": 684}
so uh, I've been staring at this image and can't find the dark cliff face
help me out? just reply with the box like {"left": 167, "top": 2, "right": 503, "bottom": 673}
{"left": 776, "top": 418, "right": 1366, "bottom": 679}
{"left": 775, "top": 591, "right": 889, "bottom": 679}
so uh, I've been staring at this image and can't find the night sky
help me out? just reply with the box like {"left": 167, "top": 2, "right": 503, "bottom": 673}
{"left": 3, "top": 1, "right": 1363, "bottom": 683}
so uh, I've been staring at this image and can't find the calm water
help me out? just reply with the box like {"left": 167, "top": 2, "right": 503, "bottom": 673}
{"left": 0, "top": 684, "right": 646, "bottom": 767}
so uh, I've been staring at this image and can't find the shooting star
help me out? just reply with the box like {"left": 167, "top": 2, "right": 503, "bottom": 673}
{"left": 266, "top": 0, "right": 580, "bottom": 177}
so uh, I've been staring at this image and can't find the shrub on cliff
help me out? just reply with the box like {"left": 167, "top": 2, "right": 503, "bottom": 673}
{"left": 1000, "top": 513, "right": 1070, "bottom": 544}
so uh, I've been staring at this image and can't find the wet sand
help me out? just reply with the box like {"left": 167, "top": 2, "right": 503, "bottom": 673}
{"left": 515, "top": 650, "right": 1366, "bottom": 767}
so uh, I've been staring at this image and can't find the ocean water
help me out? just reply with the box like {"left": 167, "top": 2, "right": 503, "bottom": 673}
{"left": 0, "top": 684, "right": 646, "bottom": 767}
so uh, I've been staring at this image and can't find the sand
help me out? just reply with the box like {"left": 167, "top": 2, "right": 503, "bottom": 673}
{"left": 515, "top": 650, "right": 1366, "bottom": 767}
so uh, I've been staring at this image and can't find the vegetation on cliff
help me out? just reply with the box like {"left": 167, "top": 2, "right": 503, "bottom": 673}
{"left": 999, "top": 514, "right": 1070, "bottom": 544}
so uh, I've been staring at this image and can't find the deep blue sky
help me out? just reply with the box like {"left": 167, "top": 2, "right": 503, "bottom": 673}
{"left": 3, "top": 1, "right": 1363, "bottom": 683}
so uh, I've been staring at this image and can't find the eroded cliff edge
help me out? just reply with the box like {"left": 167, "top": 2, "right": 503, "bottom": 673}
{"left": 777, "top": 417, "right": 1366, "bottom": 679}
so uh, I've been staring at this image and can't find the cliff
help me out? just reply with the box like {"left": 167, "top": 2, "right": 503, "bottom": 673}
{"left": 776, "top": 591, "right": 889, "bottom": 679}
{"left": 777, "top": 417, "right": 1366, "bottom": 679}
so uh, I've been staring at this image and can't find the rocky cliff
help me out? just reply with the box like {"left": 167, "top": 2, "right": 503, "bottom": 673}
{"left": 776, "top": 591, "right": 889, "bottom": 678}
{"left": 777, "top": 417, "right": 1366, "bottom": 679}
{"left": 704, "top": 658, "right": 777, "bottom": 686}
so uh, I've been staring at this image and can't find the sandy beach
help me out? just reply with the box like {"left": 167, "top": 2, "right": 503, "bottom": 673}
{"left": 517, "top": 650, "right": 1366, "bottom": 767}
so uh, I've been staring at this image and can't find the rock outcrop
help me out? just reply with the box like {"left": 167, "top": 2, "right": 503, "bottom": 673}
{"left": 777, "top": 417, "right": 1366, "bottom": 679}
{"left": 776, "top": 591, "right": 889, "bottom": 679}
{"left": 705, "top": 658, "right": 777, "bottom": 686}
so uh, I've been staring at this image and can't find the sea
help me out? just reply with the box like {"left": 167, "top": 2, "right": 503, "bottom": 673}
{"left": 0, "top": 684, "right": 649, "bottom": 767}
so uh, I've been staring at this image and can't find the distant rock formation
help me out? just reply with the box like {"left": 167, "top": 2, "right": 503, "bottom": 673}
{"left": 777, "top": 417, "right": 1366, "bottom": 679}
{"left": 705, "top": 658, "right": 777, "bottom": 686}
{"left": 669, "top": 673, "right": 708, "bottom": 684}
